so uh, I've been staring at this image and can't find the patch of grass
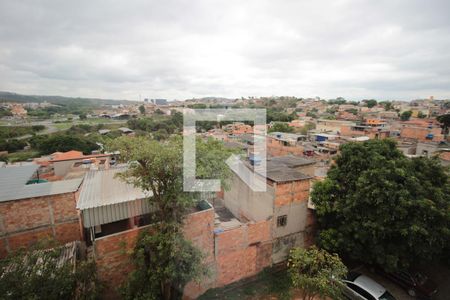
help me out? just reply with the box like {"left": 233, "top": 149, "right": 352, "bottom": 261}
{"left": 80, "top": 118, "right": 127, "bottom": 125}
{"left": 199, "top": 267, "right": 292, "bottom": 300}
{"left": 53, "top": 122, "right": 73, "bottom": 130}
{"left": 7, "top": 150, "right": 40, "bottom": 163}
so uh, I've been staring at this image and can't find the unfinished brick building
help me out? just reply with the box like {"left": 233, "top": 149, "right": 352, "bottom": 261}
{"left": 223, "top": 155, "right": 315, "bottom": 264}
{"left": 72, "top": 156, "right": 314, "bottom": 298}
{"left": 0, "top": 164, "right": 83, "bottom": 257}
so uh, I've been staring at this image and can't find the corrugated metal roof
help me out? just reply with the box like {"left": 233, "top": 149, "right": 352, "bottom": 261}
{"left": 0, "top": 164, "right": 83, "bottom": 202}
{"left": 77, "top": 167, "right": 153, "bottom": 227}
{"left": 0, "top": 164, "right": 38, "bottom": 201}
{"left": 77, "top": 167, "right": 150, "bottom": 209}
{"left": 0, "top": 164, "right": 50, "bottom": 202}
{"left": 11, "top": 178, "right": 82, "bottom": 201}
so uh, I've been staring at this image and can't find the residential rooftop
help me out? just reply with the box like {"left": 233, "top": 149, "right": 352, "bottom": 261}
{"left": 0, "top": 164, "right": 82, "bottom": 202}
{"left": 77, "top": 166, "right": 152, "bottom": 227}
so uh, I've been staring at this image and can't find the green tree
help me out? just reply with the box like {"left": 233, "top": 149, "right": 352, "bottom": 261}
{"left": 300, "top": 122, "right": 316, "bottom": 135}
{"left": 380, "top": 101, "right": 393, "bottom": 111}
{"left": 345, "top": 108, "right": 358, "bottom": 115}
{"left": 31, "top": 125, "right": 46, "bottom": 132}
{"left": 121, "top": 231, "right": 206, "bottom": 300}
{"left": 288, "top": 246, "right": 347, "bottom": 300}
{"left": 417, "top": 111, "right": 426, "bottom": 119}
{"left": 108, "top": 136, "right": 234, "bottom": 299}
{"left": 0, "top": 139, "right": 27, "bottom": 152}
{"left": 0, "top": 107, "right": 12, "bottom": 117}
{"left": 400, "top": 110, "right": 413, "bottom": 121}
{"left": 306, "top": 111, "right": 317, "bottom": 118}
{"left": 0, "top": 242, "right": 100, "bottom": 300}
{"left": 366, "top": 99, "right": 378, "bottom": 108}
{"left": 437, "top": 113, "right": 450, "bottom": 136}
{"left": 31, "top": 134, "right": 99, "bottom": 155}
{"left": 269, "top": 122, "right": 294, "bottom": 133}
{"left": 79, "top": 113, "right": 87, "bottom": 120}
{"left": 139, "top": 105, "right": 146, "bottom": 115}
{"left": 312, "top": 139, "right": 450, "bottom": 271}
{"left": 267, "top": 108, "right": 295, "bottom": 122}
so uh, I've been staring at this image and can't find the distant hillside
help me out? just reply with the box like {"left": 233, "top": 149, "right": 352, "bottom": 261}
{"left": 0, "top": 91, "right": 138, "bottom": 106}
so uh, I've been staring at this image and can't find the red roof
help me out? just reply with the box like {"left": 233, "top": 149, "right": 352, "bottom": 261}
{"left": 50, "top": 150, "right": 111, "bottom": 162}
{"left": 52, "top": 150, "right": 83, "bottom": 161}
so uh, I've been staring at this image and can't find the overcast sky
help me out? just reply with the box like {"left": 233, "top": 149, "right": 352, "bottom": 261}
{"left": 0, "top": 0, "right": 449, "bottom": 101}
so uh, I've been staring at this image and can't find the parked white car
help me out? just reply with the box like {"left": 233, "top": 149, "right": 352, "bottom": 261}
{"left": 343, "top": 272, "right": 396, "bottom": 300}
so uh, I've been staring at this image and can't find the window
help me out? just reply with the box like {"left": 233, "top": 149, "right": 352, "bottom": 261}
{"left": 347, "top": 283, "right": 376, "bottom": 300}
{"left": 277, "top": 215, "right": 287, "bottom": 227}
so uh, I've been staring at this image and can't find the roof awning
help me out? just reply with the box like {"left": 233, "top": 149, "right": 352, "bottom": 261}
{"left": 77, "top": 167, "right": 153, "bottom": 227}
{"left": 81, "top": 198, "right": 152, "bottom": 227}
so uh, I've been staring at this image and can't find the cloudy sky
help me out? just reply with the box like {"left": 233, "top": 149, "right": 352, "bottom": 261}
{"left": 0, "top": 0, "right": 449, "bottom": 101}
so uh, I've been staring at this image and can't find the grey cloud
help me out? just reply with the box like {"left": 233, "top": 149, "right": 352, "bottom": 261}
{"left": 0, "top": 0, "right": 449, "bottom": 100}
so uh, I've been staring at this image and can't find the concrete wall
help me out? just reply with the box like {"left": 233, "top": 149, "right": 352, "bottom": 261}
{"left": 223, "top": 173, "right": 274, "bottom": 221}
{"left": 0, "top": 192, "right": 81, "bottom": 257}
{"left": 416, "top": 142, "right": 439, "bottom": 157}
{"left": 53, "top": 160, "right": 75, "bottom": 177}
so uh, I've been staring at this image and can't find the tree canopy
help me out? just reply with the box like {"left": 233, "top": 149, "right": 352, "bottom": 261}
{"left": 269, "top": 122, "right": 294, "bottom": 133}
{"left": 288, "top": 246, "right": 347, "bottom": 300}
{"left": 30, "top": 133, "right": 100, "bottom": 155}
{"left": 0, "top": 242, "right": 99, "bottom": 300}
{"left": 437, "top": 113, "right": 450, "bottom": 135}
{"left": 400, "top": 110, "right": 412, "bottom": 121}
{"left": 312, "top": 139, "right": 450, "bottom": 271}
{"left": 365, "top": 99, "right": 378, "bottom": 108}
{"left": 108, "top": 136, "right": 235, "bottom": 299}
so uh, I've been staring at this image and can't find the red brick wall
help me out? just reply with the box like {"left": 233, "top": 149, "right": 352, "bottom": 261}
{"left": 0, "top": 192, "right": 81, "bottom": 257}
{"left": 274, "top": 180, "right": 310, "bottom": 207}
{"left": 94, "top": 208, "right": 274, "bottom": 300}
{"left": 267, "top": 137, "right": 304, "bottom": 157}
{"left": 94, "top": 208, "right": 216, "bottom": 299}
{"left": 214, "top": 220, "right": 272, "bottom": 286}
{"left": 183, "top": 209, "right": 215, "bottom": 262}
{"left": 94, "top": 226, "right": 143, "bottom": 299}
{"left": 401, "top": 126, "right": 443, "bottom": 142}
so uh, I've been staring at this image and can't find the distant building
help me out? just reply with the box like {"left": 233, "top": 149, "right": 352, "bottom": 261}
{"left": 10, "top": 104, "right": 27, "bottom": 118}
{"left": 118, "top": 127, "right": 134, "bottom": 136}
{"left": 151, "top": 99, "right": 168, "bottom": 105}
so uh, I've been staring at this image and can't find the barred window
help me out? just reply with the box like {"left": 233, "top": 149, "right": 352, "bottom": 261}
{"left": 277, "top": 215, "right": 287, "bottom": 227}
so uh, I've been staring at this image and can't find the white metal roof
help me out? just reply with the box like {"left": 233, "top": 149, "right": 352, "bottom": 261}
{"left": 77, "top": 167, "right": 153, "bottom": 227}
{"left": 0, "top": 164, "right": 82, "bottom": 202}
{"left": 77, "top": 167, "right": 151, "bottom": 209}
